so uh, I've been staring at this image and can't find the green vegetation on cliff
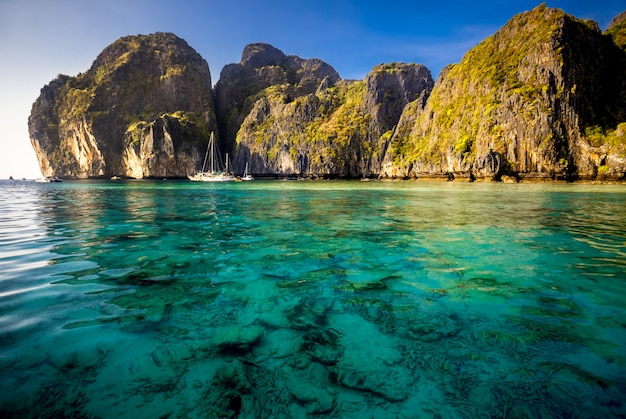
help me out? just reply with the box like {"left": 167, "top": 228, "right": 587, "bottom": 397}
{"left": 585, "top": 123, "right": 626, "bottom": 154}
{"left": 304, "top": 81, "right": 371, "bottom": 168}
{"left": 235, "top": 80, "right": 373, "bottom": 176}
{"left": 606, "top": 11, "right": 626, "bottom": 51}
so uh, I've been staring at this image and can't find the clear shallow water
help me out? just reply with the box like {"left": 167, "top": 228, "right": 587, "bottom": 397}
{"left": 1, "top": 179, "right": 625, "bottom": 418}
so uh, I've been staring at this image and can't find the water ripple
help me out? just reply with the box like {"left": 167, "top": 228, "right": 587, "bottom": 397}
{"left": 1, "top": 180, "right": 626, "bottom": 417}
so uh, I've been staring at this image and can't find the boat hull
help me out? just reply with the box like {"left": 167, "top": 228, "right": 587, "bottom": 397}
{"left": 188, "top": 173, "right": 235, "bottom": 182}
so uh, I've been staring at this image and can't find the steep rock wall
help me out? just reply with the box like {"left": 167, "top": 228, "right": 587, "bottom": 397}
{"left": 29, "top": 32, "right": 216, "bottom": 178}
{"left": 233, "top": 63, "right": 434, "bottom": 177}
{"left": 122, "top": 115, "right": 204, "bottom": 178}
{"left": 383, "top": 5, "right": 626, "bottom": 180}
{"left": 214, "top": 43, "right": 341, "bottom": 162}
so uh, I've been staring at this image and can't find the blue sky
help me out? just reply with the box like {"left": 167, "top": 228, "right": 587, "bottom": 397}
{"left": 0, "top": 0, "right": 624, "bottom": 179}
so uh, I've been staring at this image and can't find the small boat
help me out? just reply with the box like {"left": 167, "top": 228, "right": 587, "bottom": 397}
{"left": 241, "top": 162, "right": 254, "bottom": 181}
{"left": 35, "top": 176, "right": 62, "bottom": 183}
{"left": 111, "top": 176, "right": 122, "bottom": 180}
{"left": 188, "top": 132, "right": 235, "bottom": 182}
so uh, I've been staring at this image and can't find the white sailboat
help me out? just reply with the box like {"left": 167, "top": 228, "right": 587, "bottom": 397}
{"left": 35, "top": 176, "right": 62, "bottom": 183}
{"left": 241, "top": 162, "right": 254, "bottom": 181}
{"left": 188, "top": 132, "right": 234, "bottom": 182}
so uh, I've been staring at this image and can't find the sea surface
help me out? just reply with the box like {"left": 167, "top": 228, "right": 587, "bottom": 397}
{"left": 1, "top": 179, "right": 625, "bottom": 418}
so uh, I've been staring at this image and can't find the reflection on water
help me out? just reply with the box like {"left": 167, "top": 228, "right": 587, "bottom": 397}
{"left": 1, "top": 180, "right": 625, "bottom": 417}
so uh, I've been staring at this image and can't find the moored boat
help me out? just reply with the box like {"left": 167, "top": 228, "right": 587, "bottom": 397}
{"left": 241, "top": 162, "right": 254, "bottom": 181}
{"left": 188, "top": 132, "right": 234, "bottom": 182}
{"left": 35, "top": 176, "right": 62, "bottom": 183}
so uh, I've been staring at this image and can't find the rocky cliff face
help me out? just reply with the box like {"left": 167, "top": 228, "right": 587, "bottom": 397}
{"left": 29, "top": 32, "right": 216, "bottom": 178}
{"left": 383, "top": 5, "right": 626, "bottom": 180}
{"left": 232, "top": 62, "right": 433, "bottom": 177}
{"left": 29, "top": 6, "right": 626, "bottom": 181}
{"left": 214, "top": 43, "right": 341, "bottom": 159}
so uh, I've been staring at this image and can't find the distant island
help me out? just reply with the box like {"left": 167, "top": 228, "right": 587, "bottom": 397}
{"left": 28, "top": 4, "right": 626, "bottom": 182}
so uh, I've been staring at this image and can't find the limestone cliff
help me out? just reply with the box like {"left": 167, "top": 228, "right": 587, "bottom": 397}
{"left": 383, "top": 5, "right": 626, "bottom": 180}
{"left": 29, "top": 32, "right": 216, "bottom": 178}
{"left": 214, "top": 43, "right": 341, "bottom": 161}
{"left": 232, "top": 62, "right": 433, "bottom": 177}
{"left": 29, "top": 6, "right": 626, "bottom": 181}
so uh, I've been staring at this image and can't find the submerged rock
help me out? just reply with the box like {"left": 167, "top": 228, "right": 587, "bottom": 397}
{"left": 336, "top": 368, "right": 408, "bottom": 402}
{"left": 404, "top": 312, "right": 462, "bottom": 342}
{"left": 212, "top": 325, "right": 264, "bottom": 353}
{"left": 213, "top": 359, "right": 250, "bottom": 391}
{"left": 286, "top": 375, "right": 335, "bottom": 414}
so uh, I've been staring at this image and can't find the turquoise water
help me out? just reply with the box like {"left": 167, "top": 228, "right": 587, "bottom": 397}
{"left": 1, "top": 179, "right": 625, "bottom": 418}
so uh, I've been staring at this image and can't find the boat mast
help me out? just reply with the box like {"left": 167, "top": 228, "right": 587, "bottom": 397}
{"left": 202, "top": 132, "right": 212, "bottom": 172}
{"left": 210, "top": 133, "right": 215, "bottom": 173}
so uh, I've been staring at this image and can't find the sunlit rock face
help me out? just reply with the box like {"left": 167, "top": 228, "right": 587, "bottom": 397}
{"left": 214, "top": 43, "right": 342, "bottom": 175}
{"left": 230, "top": 58, "right": 434, "bottom": 177}
{"left": 29, "top": 32, "right": 216, "bottom": 179}
{"left": 382, "top": 5, "right": 626, "bottom": 181}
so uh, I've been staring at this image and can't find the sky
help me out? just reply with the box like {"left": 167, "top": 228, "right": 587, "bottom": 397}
{"left": 0, "top": 0, "right": 624, "bottom": 179}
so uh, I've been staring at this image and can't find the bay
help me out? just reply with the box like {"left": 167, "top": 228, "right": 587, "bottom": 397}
{"left": 1, "top": 179, "right": 625, "bottom": 418}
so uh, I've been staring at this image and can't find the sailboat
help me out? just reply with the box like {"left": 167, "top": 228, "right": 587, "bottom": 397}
{"left": 35, "top": 176, "right": 62, "bottom": 183}
{"left": 188, "top": 132, "right": 234, "bottom": 182}
{"left": 241, "top": 162, "right": 254, "bottom": 181}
